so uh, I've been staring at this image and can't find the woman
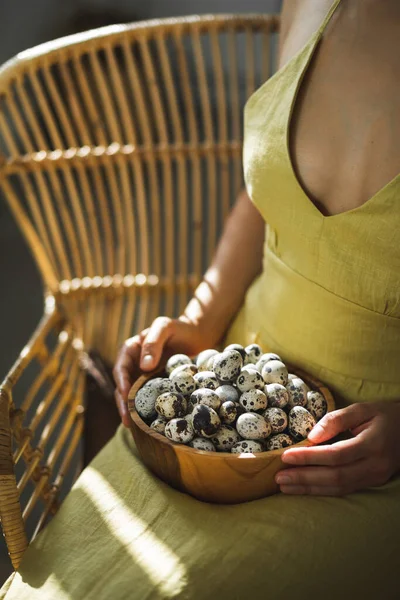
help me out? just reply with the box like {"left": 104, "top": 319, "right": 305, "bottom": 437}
{"left": 2, "top": 0, "right": 400, "bottom": 598}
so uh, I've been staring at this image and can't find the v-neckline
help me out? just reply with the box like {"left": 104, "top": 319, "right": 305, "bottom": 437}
{"left": 284, "top": 3, "right": 400, "bottom": 221}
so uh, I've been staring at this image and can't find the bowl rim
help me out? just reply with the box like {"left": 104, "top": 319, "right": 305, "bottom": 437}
{"left": 128, "top": 363, "right": 336, "bottom": 459}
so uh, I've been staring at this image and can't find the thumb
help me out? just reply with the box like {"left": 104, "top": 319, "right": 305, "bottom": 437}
{"left": 140, "top": 317, "right": 173, "bottom": 371}
{"left": 308, "top": 403, "right": 373, "bottom": 443}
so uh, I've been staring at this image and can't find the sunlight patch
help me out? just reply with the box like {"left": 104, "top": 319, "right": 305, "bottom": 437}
{"left": 81, "top": 468, "right": 187, "bottom": 597}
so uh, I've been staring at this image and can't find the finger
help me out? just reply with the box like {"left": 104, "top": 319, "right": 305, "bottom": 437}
{"left": 276, "top": 459, "right": 368, "bottom": 494}
{"left": 281, "top": 430, "right": 370, "bottom": 466}
{"left": 115, "top": 389, "right": 131, "bottom": 428}
{"left": 113, "top": 335, "right": 141, "bottom": 397}
{"left": 279, "top": 485, "right": 351, "bottom": 496}
{"left": 307, "top": 403, "right": 374, "bottom": 443}
{"left": 140, "top": 317, "right": 173, "bottom": 371}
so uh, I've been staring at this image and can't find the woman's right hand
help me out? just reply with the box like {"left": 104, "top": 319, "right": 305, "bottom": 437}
{"left": 113, "top": 316, "right": 217, "bottom": 427}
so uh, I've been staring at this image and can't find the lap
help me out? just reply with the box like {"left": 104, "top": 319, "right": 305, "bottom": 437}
{"left": 2, "top": 425, "right": 400, "bottom": 600}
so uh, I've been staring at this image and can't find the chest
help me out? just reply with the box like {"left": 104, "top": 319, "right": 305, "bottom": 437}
{"left": 289, "top": 9, "right": 400, "bottom": 217}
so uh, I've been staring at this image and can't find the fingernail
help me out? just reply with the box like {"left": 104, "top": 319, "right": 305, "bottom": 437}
{"left": 308, "top": 424, "right": 323, "bottom": 441}
{"left": 141, "top": 355, "right": 154, "bottom": 369}
{"left": 276, "top": 474, "right": 292, "bottom": 485}
{"left": 281, "top": 452, "right": 299, "bottom": 464}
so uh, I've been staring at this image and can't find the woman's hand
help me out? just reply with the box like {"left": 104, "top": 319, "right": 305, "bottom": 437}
{"left": 113, "top": 316, "right": 216, "bottom": 427}
{"left": 276, "top": 401, "right": 400, "bottom": 496}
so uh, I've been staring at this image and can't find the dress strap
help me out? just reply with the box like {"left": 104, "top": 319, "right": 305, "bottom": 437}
{"left": 317, "top": 0, "right": 343, "bottom": 39}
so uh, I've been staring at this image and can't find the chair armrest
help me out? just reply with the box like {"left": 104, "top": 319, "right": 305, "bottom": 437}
{"left": 0, "top": 296, "right": 84, "bottom": 569}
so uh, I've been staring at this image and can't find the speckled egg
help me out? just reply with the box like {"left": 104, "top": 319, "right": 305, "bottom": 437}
{"left": 265, "top": 383, "right": 289, "bottom": 409}
{"left": 155, "top": 392, "right": 187, "bottom": 419}
{"left": 286, "top": 377, "right": 308, "bottom": 409}
{"left": 263, "top": 407, "right": 288, "bottom": 433}
{"left": 224, "top": 343, "right": 248, "bottom": 363}
{"left": 134, "top": 385, "right": 159, "bottom": 420}
{"left": 245, "top": 343, "right": 263, "bottom": 364}
{"left": 219, "top": 400, "right": 245, "bottom": 425}
{"left": 196, "top": 349, "right": 219, "bottom": 372}
{"left": 261, "top": 360, "right": 289, "bottom": 385}
{"left": 266, "top": 433, "right": 293, "bottom": 450}
{"left": 150, "top": 417, "right": 167, "bottom": 435}
{"left": 288, "top": 373, "right": 297, "bottom": 382}
{"left": 241, "top": 364, "right": 259, "bottom": 373}
{"left": 236, "top": 413, "right": 272, "bottom": 440}
{"left": 288, "top": 406, "right": 316, "bottom": 442}
{"left": 211, "top": 425, "right": 240, "bottom": 452}
{"left": 191, "top": 404, "right": 221, "bottom": 438}
{"left": 193, "top": 370, "right": 219, "bottom": 390}
{"left": 213, "top": 350, "right": 243, "bottom": 383}
{"left": 165, "top": 417, "right": 194, "bottom": 444}
{"left": 215, "top": 384, "right": 239, "bottom": 404}
{"left": 236, "top": 367, "right": 264, "bottom": 393}
{"left": 190, "top": 388, "right": 221, "bottom": 412}
{"left": 158, "top": 378, "right": 174, "bottom": 393}
{"left": 170, "top": 370, "right": 197, "bottom": 396}
{"left": 189, "top": 437, "right": 216, "bottom": 452}
{"left": 255, "top": 352, "right": 282, "bottom": 373}
{"left": 165, "top": 354, "right": 192, "bottom": 375}
{"left": 169, "top": 363, "right": 198, "bottom": 378}
{"left": 306, "top": 390, "right": 327, "bottom": 421}
{"left": 231, "top": 440, "right": 264, "bottom": 454}
{"left": 239, "top": 389, "right": 268, "bottom": 413}
{"left": 206, "top": 353, "right": 220, "bottom": 370}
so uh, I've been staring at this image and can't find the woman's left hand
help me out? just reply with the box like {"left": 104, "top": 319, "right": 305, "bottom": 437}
{"left": 276, "top": 401, "right": 400, "bottom": 496}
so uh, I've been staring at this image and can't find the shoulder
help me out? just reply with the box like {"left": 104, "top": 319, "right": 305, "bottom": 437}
{"left": 278, "top": 0, "right": 336, "bottom": 68}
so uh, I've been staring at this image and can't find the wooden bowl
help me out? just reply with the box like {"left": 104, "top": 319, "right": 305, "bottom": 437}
{"left": 128, "top": 365, "right": 335, "bottom": 504}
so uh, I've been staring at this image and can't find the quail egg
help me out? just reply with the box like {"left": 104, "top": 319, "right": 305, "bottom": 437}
{"left": 134, "top": 385, "right": 159, "bottom": 420}
{"left": 150, "top": 417, "right": 167, "bottom": 435}
{"left": 306, "top": 390, "right": 327, "bottom": 421}
{"left": 166, "top": 354, "right": 192, "bottom": 375}
{"left": 169, "top": 363, "right": 198, "bottom": 378}
{"left": 231, "top": 440, "right": 264, "bottom": 454}
{"left": 219, "top": 400, "right": 245, "bottom": 425}
{"left": 190, "top": 388, "right": 221, "bottom": 412}
{"left": 261, "top": 360, "right": 289, "bottom": 385}
{"left": 215, "top": 385, "right": 239, "bottom": 403}
{"left": 224, "top": 343, "right": 248, "bottom": 363}
{"left": 165, "top": 417, "right": 194, "bottom": 444}
{"left": 255, "top": 352, "right": 282, "bottom": 372}
{"left": 286, "top": 377, "right": 308, "bottom": 409}
{"left": 245, "top": 343, "right": 263, "bottom": 364}
{"left": 241, "top": 364, "right": 259, "bottom": 373}
{"left": 171, "top": 370, "right": 197, "bottom": 396}
{"left": 193, "top": 371, "right": 219, "bottom": 390}
{"left": 263, "top": 407, "right": 288, "bottom": 433}
{"left": 213, "top": 350, "right": 243, "bottom": 383}
{"left": 196, "top": 349, "right": 219, "bottom": 372}
{"left": 288, "top": 406, "right": 316, "bottom": 441}
{"left": 191, "top": 404, "right": 221, "bottom": 438}
{"left": 211, "top": 425, "right": 241, "bottom": 452}
{"left": 189, "top": 437, "right": 216, "bottom": 452}
{"left": 266, "top": 433, "right": 293, "bottom": 450}
{"left": 265, "top": 383, "right": 289, "bottom": 409}
{"left": 155, "top": 392, "right": 187, "bottom": 419}
{"left": 236, "top": 413, "right": 272, "bottom": 440}
{"left": 236, "top": 368, "right": 264, "bottom": 392}
{"left": 239, "top": 389, "right": 268, "bottom": 413}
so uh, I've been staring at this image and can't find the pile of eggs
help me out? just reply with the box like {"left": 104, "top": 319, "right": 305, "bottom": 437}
{"left": 134, "top": 344, "right": 327, "bottom": 453}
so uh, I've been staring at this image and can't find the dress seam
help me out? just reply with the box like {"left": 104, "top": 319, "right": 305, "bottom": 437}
{"left": 267, "top": 248, "right": 400, "bottom": 322}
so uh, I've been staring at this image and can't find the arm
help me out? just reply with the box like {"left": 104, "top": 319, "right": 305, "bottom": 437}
{"left": 182, "top": 188, "right": 264, "bottom": 342}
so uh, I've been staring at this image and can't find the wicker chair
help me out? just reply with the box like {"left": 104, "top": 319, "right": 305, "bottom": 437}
{"left": 0, "top": 13, "right": 279, "bottom": 569}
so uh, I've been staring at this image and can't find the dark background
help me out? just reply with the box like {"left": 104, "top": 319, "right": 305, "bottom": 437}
{"left": 0, "top": 0, "right": 282, "bottom": 584}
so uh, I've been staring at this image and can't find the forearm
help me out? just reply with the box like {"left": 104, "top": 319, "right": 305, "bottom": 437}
{"left": 182, "top": 188, "right": 265, "bottom": 342}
